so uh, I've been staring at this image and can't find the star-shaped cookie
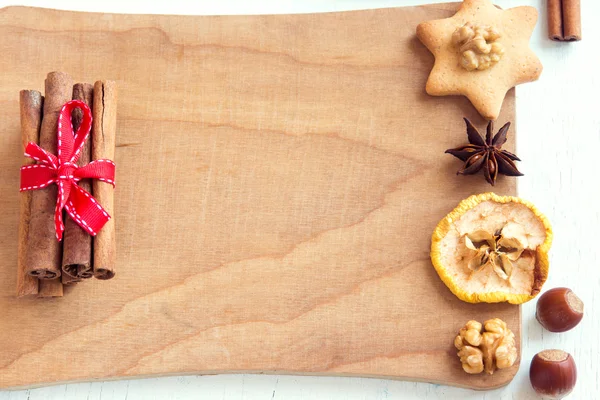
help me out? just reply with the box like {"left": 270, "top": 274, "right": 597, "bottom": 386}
{"left": 416, "top": 0, "right": 542, "bottom": 120}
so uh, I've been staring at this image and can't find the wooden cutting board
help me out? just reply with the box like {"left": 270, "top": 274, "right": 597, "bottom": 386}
{"left": 0, "top": 4, "right": 520, "bottom": 390}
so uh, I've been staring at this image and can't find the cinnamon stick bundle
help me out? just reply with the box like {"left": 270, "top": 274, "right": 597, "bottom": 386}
{"left": 92, "top": 80, "right": 117, "bottom": 280}
{"left": 548, "top": 0, "right": 581, "bottom": 41}
{"left": 61, "top": 83, "right": 94, "bottom": 280}
{"left": 16, "top": 90, "right": 43, "bottom": 297}
{"left": 25, "top": 72, "right": 73, "bottom": 282}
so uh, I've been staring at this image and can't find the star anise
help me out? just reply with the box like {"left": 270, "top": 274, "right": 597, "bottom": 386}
{"left": 446, "top": 118, "right": 523, "bottom": 186}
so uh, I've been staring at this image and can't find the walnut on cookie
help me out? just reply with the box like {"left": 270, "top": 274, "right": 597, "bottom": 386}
{"left": 416, "top": 0, "right": 542, "bottom": 120}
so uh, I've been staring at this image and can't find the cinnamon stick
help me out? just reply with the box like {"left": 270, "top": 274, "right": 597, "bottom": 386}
{"left": 62, "top": 83, "right": 94, "bottom": 280}
{"left": 25, "top": 72, "right": 73, "bottom": 280}
{"left": 16, "top": 90, "right": 42, "bottom": 297}
{"left": 92, "top": 80, "right": 117, "bottom": 280}
{"left": 548, "top": 0, "right": 581, "bottom": 41}
{"left": 562, "top": 0, "right": 581, "bottom": 41}
{"left": 548, "top": 0, "right": 563, "bottom": 41}
{"left": 38, "top": 278, "right": 63, "bottom": 298}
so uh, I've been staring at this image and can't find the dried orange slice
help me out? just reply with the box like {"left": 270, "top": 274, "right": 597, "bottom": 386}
{"left": 431, "top": 193, "right": 552, "bottom": 304}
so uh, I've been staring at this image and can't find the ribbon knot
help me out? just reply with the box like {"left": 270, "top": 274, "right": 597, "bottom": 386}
{"left": 57, "top": 164, "right": 77, "bottom": 181}
{"left": 20, "top": 100, "right": 116, "bottom": 240}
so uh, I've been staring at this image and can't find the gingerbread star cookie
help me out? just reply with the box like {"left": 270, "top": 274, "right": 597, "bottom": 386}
{"left": 416, "top": 0, "right": 542, "bottom": 120}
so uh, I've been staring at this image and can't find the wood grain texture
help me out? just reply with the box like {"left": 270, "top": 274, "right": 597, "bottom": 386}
{"left": 0, "top": 4, "right": 519, "bottom": 390}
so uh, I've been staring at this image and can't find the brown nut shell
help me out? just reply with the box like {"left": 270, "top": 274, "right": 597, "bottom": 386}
{"left": 536, "top": 287, "right": 584, "bottom": 332}
{"left": 530, "top": 350, "right": 577, "bottom": 399}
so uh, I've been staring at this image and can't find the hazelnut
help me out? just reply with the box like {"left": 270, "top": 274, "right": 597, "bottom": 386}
{"left": 536, "top": 288, "right": 584, "bottom": 332}
{"left": 530, "top": 350, "right": 577, "bottom": 399}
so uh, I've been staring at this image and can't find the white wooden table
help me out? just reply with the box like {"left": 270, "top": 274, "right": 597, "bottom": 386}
{"left": 1, "top": 0, "right": 598, "bottom": 398}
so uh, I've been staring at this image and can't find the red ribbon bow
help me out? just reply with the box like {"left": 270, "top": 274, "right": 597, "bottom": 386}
{"left": 20, "top": 100, "right": 115, "bottom": 240}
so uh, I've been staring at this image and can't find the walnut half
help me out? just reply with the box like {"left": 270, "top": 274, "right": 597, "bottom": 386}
{"left": 452, "top": 22, "right": 505, "bottom": 71}
{"left": 454, "top": 318, "right": 517, "bottom": 375}
{"left": 454, "top": 320, "right": 484, "bottom": 374}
